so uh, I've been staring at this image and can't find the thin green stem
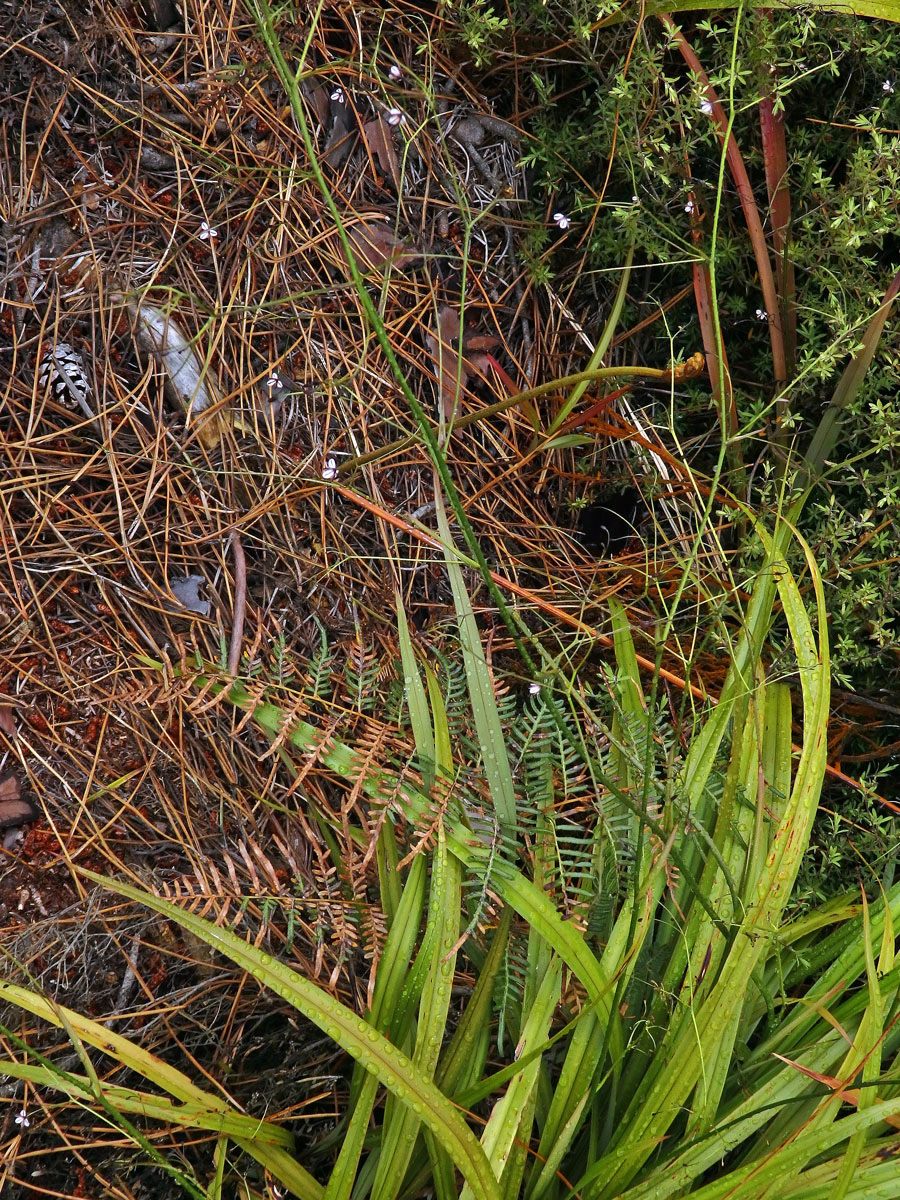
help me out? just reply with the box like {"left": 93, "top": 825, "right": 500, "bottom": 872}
{"left": 339, "top": 365, "right": 672, "bottom": 475}
{"left": 251, "top": 0, "right": 539, "bottom": 674}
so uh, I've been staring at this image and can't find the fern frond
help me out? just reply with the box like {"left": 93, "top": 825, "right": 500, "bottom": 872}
{"left": 306, "top": 616, "right": 334, "bottom": 700}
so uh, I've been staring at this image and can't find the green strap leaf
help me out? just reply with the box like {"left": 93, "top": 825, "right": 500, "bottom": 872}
{"left": 77, "top": 869, "right": 502, "bottom": 1200}
{"left": 435, "top": 487, "right": 517, "bottom": 834}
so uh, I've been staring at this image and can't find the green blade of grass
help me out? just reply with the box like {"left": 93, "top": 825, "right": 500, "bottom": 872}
{"left": 817, "top": 892, "right": 884, "bottom": 1199}
{"left": 0, "top": 982, "right": 290, "bottom": 1145}
{"left": 671, "top": 1098, "right": 900, "bottom": 1200}
{"left": 327, "top": 853, "right": 428, "bottom": 1200}
{"left": 397, "top": 594, "right": 436, "bottom": 790}
{"left": 0, "top": 981, "right": 318, "bottom": 1200}
{"left": 76, "top": 870, "right": 502, "bottom": 1200}
{"left": 526, "top": 1009, "right": 611, "bottom": 1200}
{"left": 543, "top": 242, "right": 635, "bottom": 440}
{"left": 369, "top": 853, "right": 428, "bottom": 1037}
{"left": 437, "top": 908, "right": 513, "bottom": 1097}
{"left": 585, "top": 517, "right": 830, "bottom": 1198}
{"left": 323, "top": 1073, "right": 378, "bottom": 1200}
{"left": 461, "top": 956, "right": 562, "bottom": 1199}
{"left": 607, "top": 593, "right": 650, "bottom": 856}
{"left": 615, "top": 1012, "right": 890, "bottom": 1200}
{"left": 0, "top": 1060, "right": 294, "bottom": 1145}
{"left": 371, "top": 825, "right": 461, "bottom": 1200}
{"left": 434, "top": 487, "right": 517, "bottom": 834}
{"left": 425, "top": 660, "right": 454, "bottom": 778}
{"left": 802, "top": 269, "right": 900, "bottom": 481}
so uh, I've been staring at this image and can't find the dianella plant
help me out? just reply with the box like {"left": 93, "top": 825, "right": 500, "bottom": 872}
{"left": 10, "top": 497, "right": 900, "bottom": 1200}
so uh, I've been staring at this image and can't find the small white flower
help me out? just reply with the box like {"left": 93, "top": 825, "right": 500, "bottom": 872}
{"left": 15, "top": 1110, "right": 29, "bottom": 1128}
{"left": 552, "top": 212, "right": 570, "bottom": 230}
{"left": 528, "top": 682, "right": 541, "bottom": 695}
{"left": 386, "top": 107, "right": 404, "bottom": 126}
{"left": 755, "top": 308, "right": 768, "bottom": 321}
{"left": 322, "top": 456, "right": 339, "bottom": 481}
{"left": 331, "top": 87, "right": 345, "bottom": 103}
{"left": 884, "top": 80, "right": 895, "bottom": 93}
{"left": 700, "top": 98, "right": 714, "bottom": 116}
{"left": 267, "top": 373, "right": 279, "bottom": 390}
{"left": 389, "top": 63, "right": 402, "bottom": 80}
{"left": 684, "top": 200, "right": 696, "bottom": 215}
{"left": 198, "top": 221, "right": 218, "bottom": 241}
{"left": 631, "top": 195, "right": 640, "bottom": 204}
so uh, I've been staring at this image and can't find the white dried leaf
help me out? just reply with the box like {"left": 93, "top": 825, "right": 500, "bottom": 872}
{"left": 129, "top": 302, "right": 228, "bottom": 448}
{"left": 170, "top": 574, "right": 211, "bottom": 616}
{"left": 37, "top": 343, "right": 92, "bottom": 411}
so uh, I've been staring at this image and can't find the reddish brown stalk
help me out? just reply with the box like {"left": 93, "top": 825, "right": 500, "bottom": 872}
{"left": 227, "top": 532, "right": 247, "bottom": 677}
{"left": 758, "top": 11, "right": 797, "bottom": 379}
{"left": 662, "top": 16, "right": 788, "bottom": 391}
{"left": 758, "top": 98, "right": 796, "bottom": 376}
{"left": 556, "top": 385, "right": 632, "bottom": 435}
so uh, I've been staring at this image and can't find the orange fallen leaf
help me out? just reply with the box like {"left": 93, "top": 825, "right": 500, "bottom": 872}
{"left": 427, "top": 305, "right": 466, "bottom": 420}
{"left": 773, "top": 1052, "right": 900, "bottom": 1129}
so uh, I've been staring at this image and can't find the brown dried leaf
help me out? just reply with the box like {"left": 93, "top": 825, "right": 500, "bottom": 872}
{"left": 0, "top": 705, "right": 15, "bottom": 737}
{"left": 342, "top": 218, "right": 419, "bottom": 275}
{"left": 426, "top": 305, "right": 467, "bottom": 420}
{"left": 0, "top": 774, "right": 35, "bottom": 831}
{"left": 464, "top": 351, "right": 492, "bottom": 379}
{"left": 324, "top": 98, "right": 356, "bottom": 168}
{"left": 362, "top": 117, "right": 400, "bottom": 188}
{"left": 436, "top": 305, "right": 460, "bottom": 344}
{"left": 305, "top": 81, "right": 331, "bottom": 128}
{"left": 0, "top": 773, "right": 20, "bottom": 803}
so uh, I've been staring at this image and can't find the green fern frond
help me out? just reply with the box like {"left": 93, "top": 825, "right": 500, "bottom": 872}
{"left": 306, "top": 616, "right": 335, "bottom": 700}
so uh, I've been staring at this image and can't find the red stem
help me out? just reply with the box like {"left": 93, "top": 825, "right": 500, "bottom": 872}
{"left": 663, "top": 15, "right": 788, "bottom": 390}
{"left": 758, "top": 15, "right": 797, "bottom": 379}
